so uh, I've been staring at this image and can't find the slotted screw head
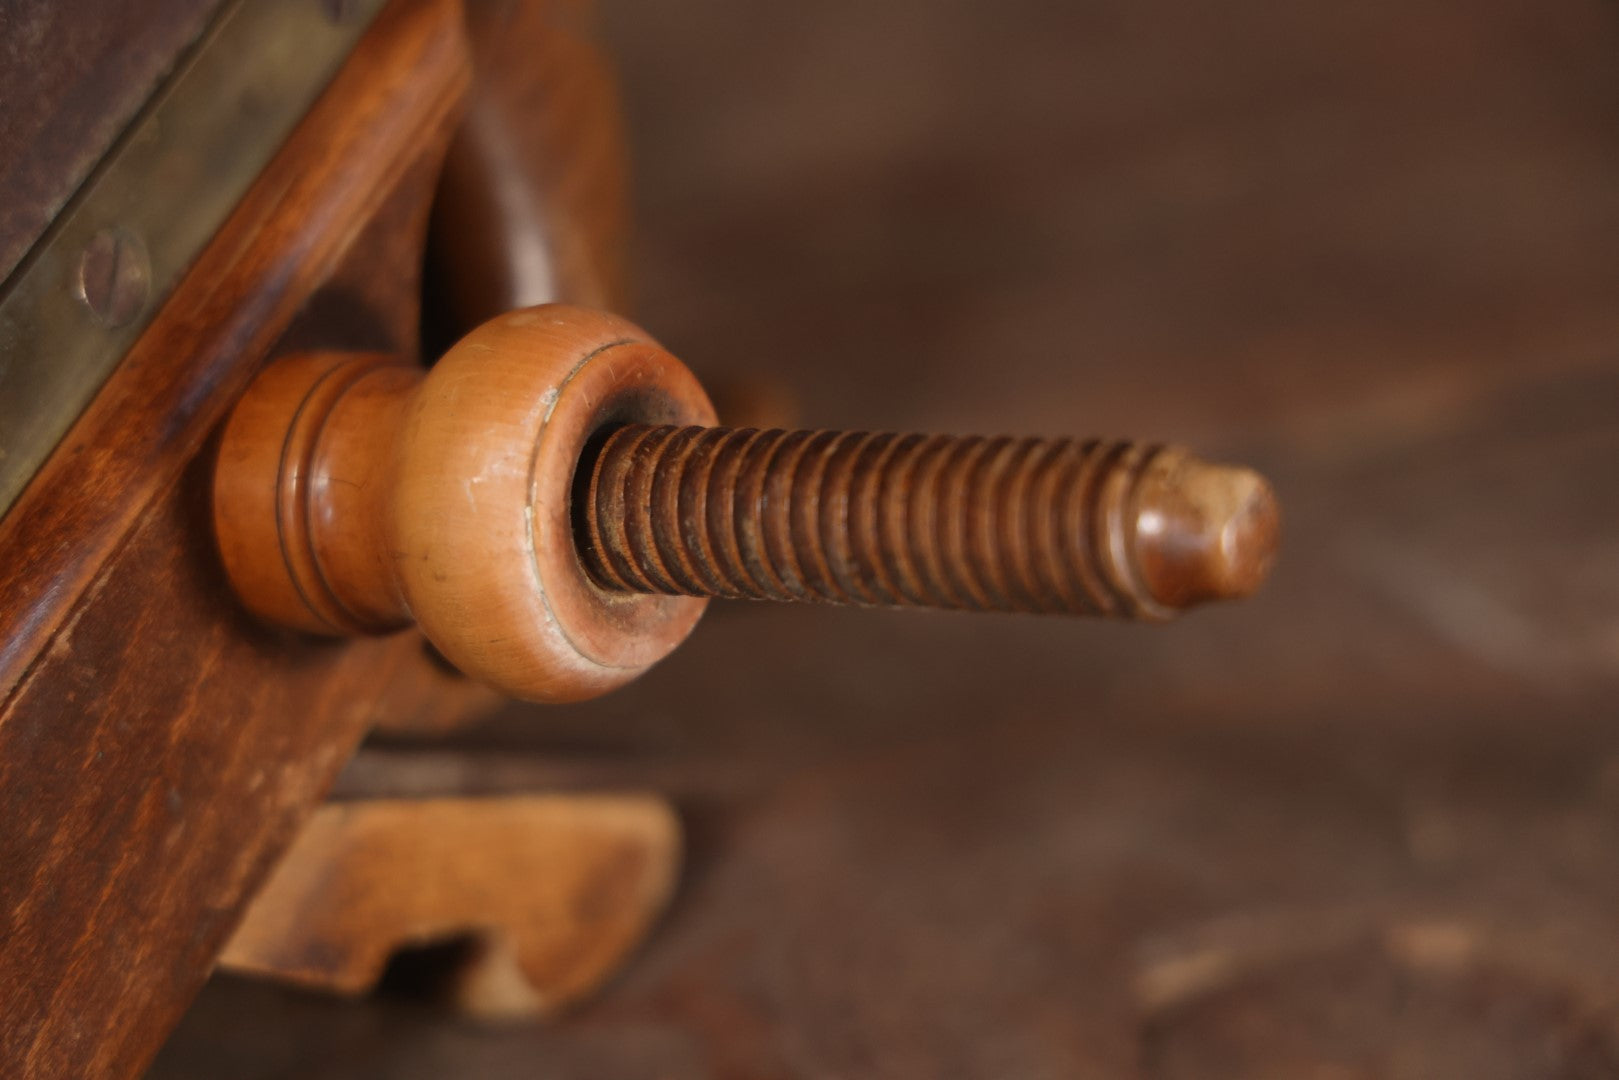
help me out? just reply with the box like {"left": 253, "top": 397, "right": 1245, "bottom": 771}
{"left": 76, "top": 227, "right": 150, "bottom": 329}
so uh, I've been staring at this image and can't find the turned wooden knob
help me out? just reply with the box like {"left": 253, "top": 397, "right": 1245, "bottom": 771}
{"left": 214, "top": 306, "right": 716, "bottom": 703}
{"left": 215, "top": 303, "right": 1279, "bottom": 703}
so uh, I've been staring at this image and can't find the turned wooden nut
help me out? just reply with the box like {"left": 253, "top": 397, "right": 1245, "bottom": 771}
{"left": 214, "top": 304, "right": 716, "bottom": 703}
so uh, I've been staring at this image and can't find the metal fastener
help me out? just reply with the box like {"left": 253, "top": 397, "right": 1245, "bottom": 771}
{"left": 75, "top": 228, "right": 150, "bottom": 329}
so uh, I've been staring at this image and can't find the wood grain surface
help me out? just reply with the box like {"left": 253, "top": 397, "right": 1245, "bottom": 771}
{"left": 0, "top": 1, "right": 478, "bottom": 1075}
{"left": 212, "top": 307, "right": 715, "bottom": 702}
{"left": 149, "top": 0, "right": 1619, "bottom": 1076}
{"left": 220, "top": 795, "right": 680, "bottom": 1019}
{"left": 424, "top": 0, "right": 632, "bottom": 342}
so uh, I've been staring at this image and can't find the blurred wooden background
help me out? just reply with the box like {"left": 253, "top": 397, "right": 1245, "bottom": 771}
{"left": 153, "top": 0, "right": 1619, "bottom": 1075}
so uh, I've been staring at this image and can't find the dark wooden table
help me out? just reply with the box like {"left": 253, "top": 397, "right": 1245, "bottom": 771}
{"left": 152, "top": 0, "right": 1619, "bottom": 1075}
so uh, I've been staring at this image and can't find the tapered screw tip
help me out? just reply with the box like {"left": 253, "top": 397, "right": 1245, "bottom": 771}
{"left": 1131, "top": 453, "right": 1280, "bottom": 610}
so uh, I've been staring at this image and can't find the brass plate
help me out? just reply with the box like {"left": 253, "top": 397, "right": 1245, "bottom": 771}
{"left": 0, "top": 0, "right": 388, "bottom": 518}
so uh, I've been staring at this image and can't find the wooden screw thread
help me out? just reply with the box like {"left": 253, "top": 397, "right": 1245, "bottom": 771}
{"left": 578, "top": 426, "right": 1280, "bottom": 617}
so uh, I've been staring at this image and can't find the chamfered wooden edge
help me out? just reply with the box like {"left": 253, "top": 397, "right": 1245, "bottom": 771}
{"left": 220, "top": 794, "right": 682, "bottom": 1018}
{"left": 0, "top": 1, "right": 485, "bottom": 1075}
{"left": 0, "top": 0, "right": 467, "bottom": 695}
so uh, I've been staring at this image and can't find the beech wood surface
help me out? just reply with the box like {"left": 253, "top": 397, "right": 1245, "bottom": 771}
{"left": 219, "top": 795, "right": 681, "bottom": 1019}
{"left": 580, "top": 425, "right": 1278, "bottom": 615}
{"left": 213, "top": 307, "right": 716, "bottom": 702}
{"left": 426, "top": 0, "right": 632, "bottom": 340}
{"left": 0, "top": 2, "right": 482, "bottom": 1075}
{"left": 153, "top": 0, "right": 1619, "bottom": 1073}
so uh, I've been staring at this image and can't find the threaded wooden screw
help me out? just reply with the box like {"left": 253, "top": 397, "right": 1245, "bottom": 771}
{"left": 576, "top": 425, "right": 1279, "bottom": 618}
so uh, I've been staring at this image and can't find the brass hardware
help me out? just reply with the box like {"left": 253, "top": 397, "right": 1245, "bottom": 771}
{"left": 0, "top": 0, "right": 387, "bottom": 517}
{"left": 75, "top": 229, "right": 151, "bottom": 329}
